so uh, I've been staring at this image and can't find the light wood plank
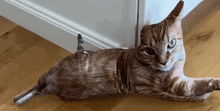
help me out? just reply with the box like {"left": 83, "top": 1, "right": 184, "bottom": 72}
{"left": 0, "top": 16, "right": 16, "bottom": 36}
{"left": 111, "top": 96, "right": 214, "bottom": 111}
{"left": 54, "top": 102, "right": 94, "bottom": 111}
{"left": 81, "top": 96, "right": 124, "bottom": 111}
{"left": 111, "top": 95, "right": 181, "bottom": 111}
{"left": 0, "top": 26, "right": 44, "bottom": 68}
{"left": 183, "top": 8, "right": 220, "bottom": 77}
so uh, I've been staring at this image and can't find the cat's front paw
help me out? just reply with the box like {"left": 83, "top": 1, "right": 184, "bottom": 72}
{"left": 122, "top": 47, "right": 128, "bottom": 49}
{"left": 213, "top": 79, "right": 220, "bottom": 90}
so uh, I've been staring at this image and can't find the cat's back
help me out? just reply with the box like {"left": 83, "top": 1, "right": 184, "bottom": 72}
{"left": 50, "top": 48, "right": 128, "bottom": 76}
{"left": 75, "top": 48, "right": 126, "bottom": 72}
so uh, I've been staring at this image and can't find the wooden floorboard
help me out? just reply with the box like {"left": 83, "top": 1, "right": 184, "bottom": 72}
{"left": 0, "top": 26, "right": 44, "bottom": 68}
{"left": 0, "top": 16, "right": 16, "bottom": 36}
{"left": 1, "top": 7, "right": 220, "bottom": 111}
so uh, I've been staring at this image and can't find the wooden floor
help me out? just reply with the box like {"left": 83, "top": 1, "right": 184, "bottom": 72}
{"left": 1, "top": 8, "right": 220, "bottom": 110}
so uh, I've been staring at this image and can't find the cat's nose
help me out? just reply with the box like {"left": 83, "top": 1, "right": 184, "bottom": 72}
{"left": 157, "top": 55, "right": 168, "bottom": 66}
{"left": 159, "top": 61, "right": 168, "bottom": 66}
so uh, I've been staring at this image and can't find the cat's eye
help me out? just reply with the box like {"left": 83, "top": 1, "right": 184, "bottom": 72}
{"left": 145, "top": 47, "right": 156, "bottom": 55}
{"left": 168, "top": 38, "right": 177, "bottom": 49}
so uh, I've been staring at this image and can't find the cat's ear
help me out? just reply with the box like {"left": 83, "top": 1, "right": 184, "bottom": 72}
{"left": 165, "top": 0, "right": 184, "bottom": 26}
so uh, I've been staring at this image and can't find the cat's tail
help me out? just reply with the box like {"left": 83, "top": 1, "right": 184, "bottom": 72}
{"left": 14, "top": 85, "right": 40, "bottom": 106}
{"left": 77, "top": 34, "right": 84, "bottom": 51}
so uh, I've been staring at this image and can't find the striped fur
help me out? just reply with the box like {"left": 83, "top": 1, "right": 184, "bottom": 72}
{"left": 14, "top": 0, "right": 220, "bottom": 105}
{"left": 77, "top": 34, "right": 84, "bottom": 51}
{"left": 133, "top": 0, "right": 219, "bottom": 101}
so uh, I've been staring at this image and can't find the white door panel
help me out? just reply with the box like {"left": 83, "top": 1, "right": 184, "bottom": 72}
{"left": 0, "top": 0, "right": 214, "bottom": 53}
{"left": 0, "top": 0, "right": 137, "bottom": 53}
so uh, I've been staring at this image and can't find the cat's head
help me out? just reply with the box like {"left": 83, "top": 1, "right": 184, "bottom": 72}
{"left": 138, "top": 0, "right": 184, "bottom": 71}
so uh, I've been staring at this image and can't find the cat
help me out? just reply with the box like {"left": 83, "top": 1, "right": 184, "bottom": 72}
{"left": 14, "top": 0, "right": 220, "bottom": 106}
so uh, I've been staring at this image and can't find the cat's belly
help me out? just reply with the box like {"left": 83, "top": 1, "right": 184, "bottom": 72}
{"left": 41, "top": 49, "right": 129, "bottom": 98}
{"left": 76, "top": 49, "right": 126, "bottom": 94}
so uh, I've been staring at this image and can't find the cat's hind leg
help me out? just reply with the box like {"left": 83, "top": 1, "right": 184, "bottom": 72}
{"left": 14, "top": 75, "right": 56, "bottom": 105}
{"left": 14, "top": 86, "right": 37, "bottom": 105}
{"left": 14, "top": 85, "right": 42, "bottom": 106}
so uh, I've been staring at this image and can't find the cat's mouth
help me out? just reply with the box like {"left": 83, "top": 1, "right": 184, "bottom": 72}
{"left": 157, "top": 63, "right": 173, "bottom": 71}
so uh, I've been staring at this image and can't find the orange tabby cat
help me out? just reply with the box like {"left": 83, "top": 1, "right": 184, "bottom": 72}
{"left": 14, "top": 0, "right": 220, "bottom": 106}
